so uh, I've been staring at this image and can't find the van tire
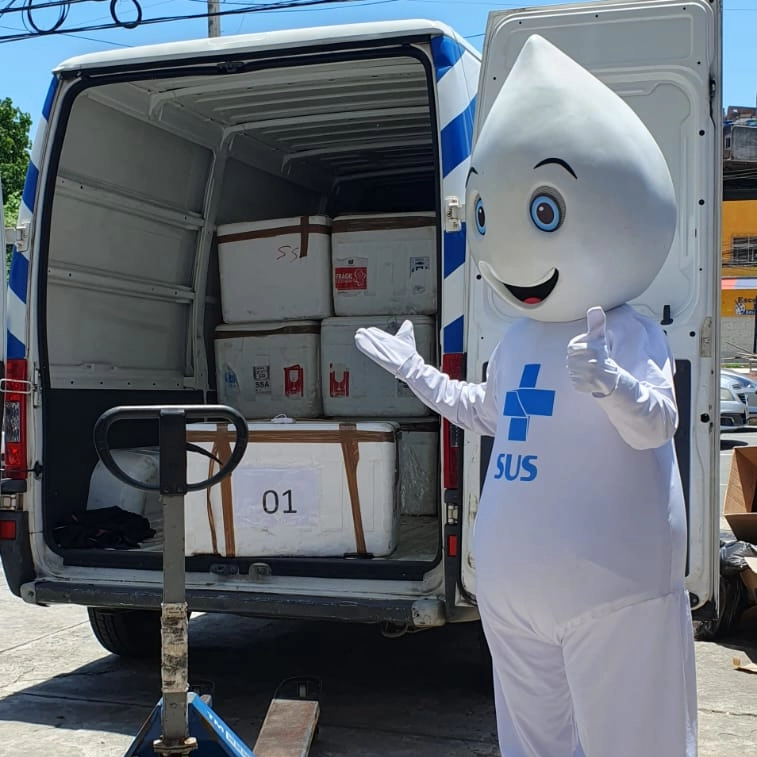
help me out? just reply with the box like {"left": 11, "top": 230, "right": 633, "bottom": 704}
{"left": 87, "top": 607, "right": 161, "bottom": 658}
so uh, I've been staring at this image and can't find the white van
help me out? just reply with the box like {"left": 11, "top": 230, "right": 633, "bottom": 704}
{"left": 0, "top": 0, "right": 722, "bottom": 657}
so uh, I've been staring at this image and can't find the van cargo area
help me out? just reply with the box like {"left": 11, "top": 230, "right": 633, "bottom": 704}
{"left": 41, "top": 44, "right": 447, "bottom": 579}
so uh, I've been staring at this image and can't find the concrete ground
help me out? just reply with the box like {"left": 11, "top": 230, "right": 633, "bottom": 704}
{"left": 0, "top": 431, "right": 755, "bottom": 756}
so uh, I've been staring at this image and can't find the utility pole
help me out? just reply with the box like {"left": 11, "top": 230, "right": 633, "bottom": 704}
{"left": 208, "top": 0, "right": 221, "bottom": 37}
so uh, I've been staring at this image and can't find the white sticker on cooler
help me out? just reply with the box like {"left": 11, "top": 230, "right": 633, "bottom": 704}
{"left": 232, "top": 467, "right": 320, "bottom": 528}
{"left": 409, "top": 255, "right": 431, "bottom": 295}
{"left": 253, "top": 365, "right": 271, "bottom": 394}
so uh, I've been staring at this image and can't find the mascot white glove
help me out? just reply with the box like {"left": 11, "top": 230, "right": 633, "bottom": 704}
{"left": 567, "top": 307, "right": 620, "bottom": 397}
{"left": 354, "top": 319, "right": 419, "bottom": 378}
{"left": 353, "top": 320, "right": 498, "bottom": 437}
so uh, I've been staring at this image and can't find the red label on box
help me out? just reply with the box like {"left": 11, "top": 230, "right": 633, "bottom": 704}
{"left": 329, "top": 365, "right": 350, "bottom": 398}
{"left": 283, "top": 364, "right": 304, "bottom": 397}
{"left": 334, "top": 267, "right": 367, "bottom": 291}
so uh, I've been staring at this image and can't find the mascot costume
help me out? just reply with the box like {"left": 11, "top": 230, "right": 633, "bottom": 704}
{"left": 355, "top": 35, "right": 697, "bottom": 757}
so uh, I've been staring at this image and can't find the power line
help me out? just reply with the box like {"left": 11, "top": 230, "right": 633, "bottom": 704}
{"left": 0, "top": 0, "right": 386, "bottom": 43}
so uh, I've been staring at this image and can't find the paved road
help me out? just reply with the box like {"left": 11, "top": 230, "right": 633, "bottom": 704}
{"left": 0, "top": 433, "right": 755, "bottom": 756}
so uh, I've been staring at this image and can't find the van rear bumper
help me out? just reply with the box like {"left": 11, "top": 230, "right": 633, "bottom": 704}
{"left": 25, "top": 580, "right": 446, "bottom": 627}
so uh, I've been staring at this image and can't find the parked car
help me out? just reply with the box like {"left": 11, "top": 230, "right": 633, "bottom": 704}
{"left": 721, "top": 370, "right": 757, "bottom": 419}
{"left": 720, "top": 384, "right": 749, "bottom": 432}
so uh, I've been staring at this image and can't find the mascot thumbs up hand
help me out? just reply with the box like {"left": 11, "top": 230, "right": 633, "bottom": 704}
{"left": 566, "top": 306, "right": 619, "bottom": 397}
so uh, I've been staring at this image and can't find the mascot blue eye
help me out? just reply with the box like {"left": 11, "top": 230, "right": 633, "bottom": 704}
{"left": 530, "top": 193, "right": 563, "bottom": 232}
{"left": 474, "top": 197, "right": 486, "bottom": 235}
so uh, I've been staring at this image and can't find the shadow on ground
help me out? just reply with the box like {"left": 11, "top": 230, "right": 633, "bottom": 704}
{"left": 0, "top": 612, "right": 497, "bottom": 749}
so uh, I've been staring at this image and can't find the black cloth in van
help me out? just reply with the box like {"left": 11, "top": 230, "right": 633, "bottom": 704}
{"left": 54, "top": 506, "right": 155, "bottom": 549}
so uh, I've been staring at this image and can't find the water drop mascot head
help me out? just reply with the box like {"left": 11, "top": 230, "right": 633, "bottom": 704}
{"left": 354, "top": 34, "right": 696, "bottom": 756}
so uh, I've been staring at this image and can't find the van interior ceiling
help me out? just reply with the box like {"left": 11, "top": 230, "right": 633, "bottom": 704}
{"left": 41, "top": 48, "right": 445, "bottom": 577}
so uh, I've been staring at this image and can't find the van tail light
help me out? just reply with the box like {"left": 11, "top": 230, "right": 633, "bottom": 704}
{"left": 3, "top": 359, "right": 29, "bottom": 480}
{"left": 441, "top": 353, "right": 464, "bottom": 490}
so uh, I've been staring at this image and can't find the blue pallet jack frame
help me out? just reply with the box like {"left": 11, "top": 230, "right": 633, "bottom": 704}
{"left": 93, "top": 405, "right": 320, "bottom": 757}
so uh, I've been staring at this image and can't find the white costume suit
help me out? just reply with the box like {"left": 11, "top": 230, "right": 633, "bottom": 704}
{"left": 355, "top": 35, "right": 697, "bottom": 757}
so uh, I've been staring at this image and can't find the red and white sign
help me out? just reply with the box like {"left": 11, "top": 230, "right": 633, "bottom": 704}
{"left": 283, "top": 364, "right": 304, "bottom": 397}
{"left": 334, "top": 266, "right": 368, "bottom": 292}
{"left": 329, "top": 364, "right": 350, "bottom": 398}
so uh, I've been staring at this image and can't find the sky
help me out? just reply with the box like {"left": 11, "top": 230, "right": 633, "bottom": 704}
{"left": 0, "top": 0, "right": 755, "bottom": 138}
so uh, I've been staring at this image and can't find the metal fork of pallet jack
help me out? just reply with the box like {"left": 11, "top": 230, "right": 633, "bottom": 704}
{"left": 94, "top": 404, "right": 252, "bottom": 757}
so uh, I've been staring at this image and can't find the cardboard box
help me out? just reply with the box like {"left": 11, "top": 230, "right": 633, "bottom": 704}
{"left": 724, "top": 446, "right": 757, "bottom": 542}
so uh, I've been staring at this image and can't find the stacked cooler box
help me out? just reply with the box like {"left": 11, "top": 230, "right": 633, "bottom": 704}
{"left": 324, "top": 212, "right": 440, "bottom": 518}
{"left": 85, "top": 212, "right": 441, "bottom": 558}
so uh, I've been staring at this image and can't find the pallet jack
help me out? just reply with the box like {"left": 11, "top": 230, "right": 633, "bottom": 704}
{"left": 93, "top": 405, "right": 321, "bottom": 757}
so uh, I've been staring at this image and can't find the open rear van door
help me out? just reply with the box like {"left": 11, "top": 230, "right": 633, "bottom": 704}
{"left": 0, "top": 177, "right": 8, "bottom": 459}
{"left": 461, "top": 0, "right": 722, "bottom": 615}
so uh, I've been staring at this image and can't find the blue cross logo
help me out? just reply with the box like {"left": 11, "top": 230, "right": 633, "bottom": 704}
{"left": 503, "top": 364, "right": 556, "bottom": 442}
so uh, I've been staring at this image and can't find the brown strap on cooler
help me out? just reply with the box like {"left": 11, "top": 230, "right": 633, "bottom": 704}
{"left": 299, "top": 215, "right": 309, "bottom": 258}
{"left": 216, "top": 217, "right": 329, "bottom": 256}
{"left": 205, "top": 452, "right": 219, "bottom": 556}
{"left": 331, "top": 215, "right": 434, "bottom": 234}
{"left": 338, "top": 423, "right": 367, "bottom": 556}
{"left": 207, "top": 428, "right": 236, "bottom": 557}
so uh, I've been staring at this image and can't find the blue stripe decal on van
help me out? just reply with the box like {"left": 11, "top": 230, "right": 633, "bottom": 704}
{"left": 6, "top": 79, "right": 57, "bottom": 360}
{"left": 440, "top": 96, "right": 476, "bottom": 178}
{"left": 443, "top": 316, "right": 464, "bottom": 354}
{"left": 443, "top": 224, "right": 466, "bottom": 278}
{"left": 20, "top": 162, "right": 39, "bottom": 216}
{"left": 8, "top": 252, "right": 28, "bottom": 303}
{"left": 42, "top": 77, "right": 58, "bottom": 120}
{"left": 431, "top": 36, "right": 465, "bottom": 81}
{"left": 7, "top": 332, "right": 25, "bottom": 361}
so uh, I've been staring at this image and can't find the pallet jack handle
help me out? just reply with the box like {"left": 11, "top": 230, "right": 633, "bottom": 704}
{"left": 94, "top": 405, "right": 248, "bottom": 757}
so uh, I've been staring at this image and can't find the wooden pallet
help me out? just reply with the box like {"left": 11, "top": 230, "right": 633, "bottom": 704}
{"left": 253, "top": 698, "right": 320, "bottom": 757}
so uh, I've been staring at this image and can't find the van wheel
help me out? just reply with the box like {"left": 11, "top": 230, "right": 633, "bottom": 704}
{"left": 87, "top": 607, "right": 161, "bottom": 658}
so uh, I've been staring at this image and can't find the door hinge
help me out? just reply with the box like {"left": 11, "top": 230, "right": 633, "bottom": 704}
{"left": 5, "top": 223, "right": 29, "bottom": 252}
{"left": 700, "top": 317, "right": 713, "bottom": 358}
{"left": 444, "top": 196, "right": 465, "bottom": 233}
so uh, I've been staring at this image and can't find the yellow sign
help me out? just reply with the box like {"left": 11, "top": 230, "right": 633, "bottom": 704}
{"left": 722, "top": 289, "right": 757, "bottom": 316}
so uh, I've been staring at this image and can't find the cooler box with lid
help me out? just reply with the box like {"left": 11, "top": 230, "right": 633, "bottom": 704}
{"left": 215, "top": 321, "right": 321, "bottom": 419}
{"left": 397, "top": 420, "right": 439, "bottom": 516}
{"left": 184, "top": 420, "right": 399, "bottom": 558}
{"left": 331, "top": 212, "right": 437, "bottom": 316}
{"left": 217, "top": 215, "right": 333, "bottom": 323}
{"left": 320, "top": 315, "right": 436, "bottom": 417}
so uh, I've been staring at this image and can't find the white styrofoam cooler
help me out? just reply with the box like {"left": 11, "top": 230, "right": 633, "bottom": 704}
{"left": 331, "top": 212, "right": 437, "bottom": 316}
{"left": 321, "top": 315, "right": 435, "bottom": 417}
{"left": 217, "top": 215, "right": 333, "bottom": 323}
{"left": 86, "top": 447, "right": 164, "bottom": 546}
{"left": 215, "top": 321, "right": 321, "bottom": 419}
{"left": 86, "top": 447, "right": 160, "bottom": 516}
{"left": 398, "top": 421, "right": 439, "bottom": 516}
{"left": 184, "top": 420, "right": 399, "bottom": 558}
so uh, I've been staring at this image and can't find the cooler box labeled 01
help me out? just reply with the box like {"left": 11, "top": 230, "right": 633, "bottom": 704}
{"left": 184, "top": 421, "right": 399, "bottom": 558}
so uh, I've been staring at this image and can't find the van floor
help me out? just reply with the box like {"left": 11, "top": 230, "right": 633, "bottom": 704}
{"left": 138, "top": 513, "right": 439, "bottom": 561}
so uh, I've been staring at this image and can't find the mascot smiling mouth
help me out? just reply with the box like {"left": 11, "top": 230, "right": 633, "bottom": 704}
{"left": 504, "top": 268, "right": 559, "bottom": 305}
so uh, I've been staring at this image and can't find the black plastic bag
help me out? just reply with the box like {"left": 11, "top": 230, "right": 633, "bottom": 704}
{"left": 720, "top": 539, "right": 757, "bottom": 576}
{"left": 54, "top": 506, "right": 155, "bottom": 549}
